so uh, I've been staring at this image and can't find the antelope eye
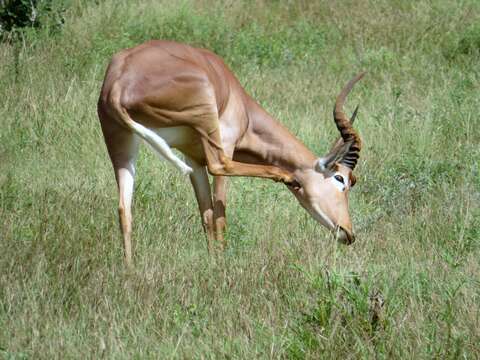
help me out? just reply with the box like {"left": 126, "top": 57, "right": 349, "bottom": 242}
{"left": 334, "top": 175, "right": 344, "bottom": 184}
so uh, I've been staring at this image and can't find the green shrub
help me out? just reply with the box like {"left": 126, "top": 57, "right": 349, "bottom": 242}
{"left": 0, "top": 0, "right": 66, "bottom": 40}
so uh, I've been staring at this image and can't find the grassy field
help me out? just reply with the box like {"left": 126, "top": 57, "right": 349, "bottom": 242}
{"left": 1, "top": 0, "right": 479, "bottom": 358}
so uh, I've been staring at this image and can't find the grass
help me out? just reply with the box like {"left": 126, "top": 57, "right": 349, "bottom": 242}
{"left": 1, "top": 0, "right": 479, "bottom": 358}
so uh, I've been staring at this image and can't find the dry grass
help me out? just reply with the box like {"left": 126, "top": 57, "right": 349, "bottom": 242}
{"left": 1, "top": 0, "right": 479, "bottom": 358}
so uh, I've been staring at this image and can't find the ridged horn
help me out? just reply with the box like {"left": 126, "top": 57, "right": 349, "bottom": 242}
{"left": 316, "top": 72, "right": 364, "bottom": 172}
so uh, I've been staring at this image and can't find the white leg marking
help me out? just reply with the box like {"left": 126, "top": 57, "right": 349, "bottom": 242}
{"left": 129, "top": 121, "right": 193, "bottom": 175}
{"left": 117, "top": 164, "right": 136, "bottom": 263}
{"left": 118, "top": 167, "right": 135, "bottom": 212}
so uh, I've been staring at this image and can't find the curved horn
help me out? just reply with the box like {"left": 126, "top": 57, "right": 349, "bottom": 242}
{"left": 333, "top": 72, "right": 364, "bottom": 169}
{"left": 326, "top": 104, "right": 360, "bottom": 154}
{"left": 315, "top": 73, "right": 364, "bottom": 173}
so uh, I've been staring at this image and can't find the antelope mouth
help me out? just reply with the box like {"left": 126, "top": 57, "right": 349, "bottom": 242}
{"left": 336, "top": 226, "right": 355, "bottom": 245}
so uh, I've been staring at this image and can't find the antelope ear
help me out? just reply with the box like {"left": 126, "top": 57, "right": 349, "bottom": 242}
{"left": 315, "top": 157, "right": 333, "bottom": 172}
{"left": 349, "top": 173, "right": 357, "bottom": 187}
{"left": 315, "top": 158, "right": 326, "bottom": 172}
{"left": 315, "top": 140, "right": 351, "bottom": 173}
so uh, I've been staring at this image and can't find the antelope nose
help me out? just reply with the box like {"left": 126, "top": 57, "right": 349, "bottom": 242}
{"left": 336, "top": 226, "right": 355, "bottom": 245}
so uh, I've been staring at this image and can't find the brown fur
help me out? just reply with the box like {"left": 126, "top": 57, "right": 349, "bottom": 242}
{"left": 97, "top": 41, "right": 363, "bottom": 265}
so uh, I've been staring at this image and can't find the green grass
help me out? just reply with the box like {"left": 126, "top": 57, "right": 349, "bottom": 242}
{"left": 1, "top": 0, "right": 479, "bottom": 358}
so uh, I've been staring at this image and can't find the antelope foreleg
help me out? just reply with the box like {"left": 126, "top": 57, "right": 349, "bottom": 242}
{"left": 200, "top": 134, "right": 296, "bottom": 184}
{"left": 213, "top": 176, "right": 227, "bottom": 247}
{"left": 186, "top": 158, "right": 216, "bottom": 251}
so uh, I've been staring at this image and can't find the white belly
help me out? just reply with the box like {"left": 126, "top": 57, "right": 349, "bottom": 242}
{"left": 153, "top": 126, "right": 198, "bottom": 148}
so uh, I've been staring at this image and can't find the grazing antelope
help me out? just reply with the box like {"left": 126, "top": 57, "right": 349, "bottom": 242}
{"left": 97, "top": 40, "right": 364, "bottom": 266}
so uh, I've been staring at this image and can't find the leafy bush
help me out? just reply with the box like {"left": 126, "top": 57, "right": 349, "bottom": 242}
{"left": 0, "top": 0, "right": 40, "bottom": 33}
{"left": 0, "top": 0, "right": 65, "bottom": 40}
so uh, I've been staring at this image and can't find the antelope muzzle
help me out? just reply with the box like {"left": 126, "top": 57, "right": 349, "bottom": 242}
{"left": 336, "top": 226, "right": 355, "bottom": 245}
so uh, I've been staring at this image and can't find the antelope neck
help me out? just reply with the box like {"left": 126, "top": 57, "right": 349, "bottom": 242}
{"left": 234, "top": 97, "right": 317, "bottom": 172}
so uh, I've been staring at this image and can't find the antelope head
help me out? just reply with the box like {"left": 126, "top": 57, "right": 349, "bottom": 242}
{"left": 288, "top": 73, "right": 364, "bottom": 244}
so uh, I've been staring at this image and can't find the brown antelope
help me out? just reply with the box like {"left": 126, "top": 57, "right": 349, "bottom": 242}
{"left": 97, "top": 40, "right": 364, "bottom": 266}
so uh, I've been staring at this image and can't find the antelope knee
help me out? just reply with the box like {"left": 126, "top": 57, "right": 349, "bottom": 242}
{"left": 207, "top": 162, "right": 231, "bottom": 176}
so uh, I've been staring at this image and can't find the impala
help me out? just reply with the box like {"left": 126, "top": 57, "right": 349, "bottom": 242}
{"left": 97, "top": 40, "right": 364, "bottom": 266}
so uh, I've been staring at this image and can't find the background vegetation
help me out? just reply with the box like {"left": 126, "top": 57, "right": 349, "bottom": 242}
{"left": 1, "top": 0, "right": 479, "bottom": 358}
